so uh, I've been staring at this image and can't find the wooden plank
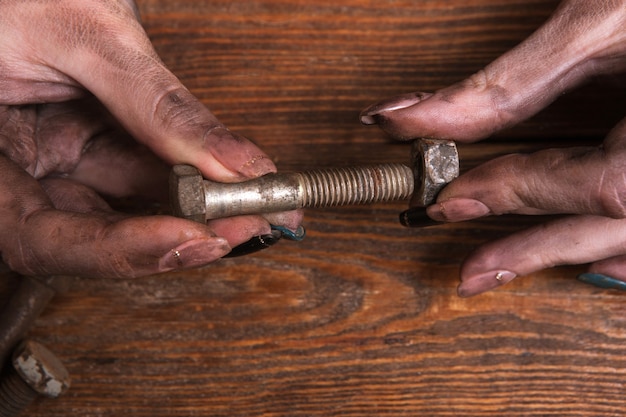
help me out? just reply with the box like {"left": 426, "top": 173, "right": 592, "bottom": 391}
{"left": 2, "top": 0, "right": 625, "bottom": 416}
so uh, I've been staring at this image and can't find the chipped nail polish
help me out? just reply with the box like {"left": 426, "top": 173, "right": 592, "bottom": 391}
{"left": 159, "top": 238, "right": 231, "bottom": 271}
{"left": 271, "top": 224, "right": 306, "bottom": 241}
{"left": 399, "top": 208, "right": 445, "bottom": 228}
{"left": 457, "top": 270, "right": 517, "bottom": 297}
{"left": 224, "top": 230, "right": 282, "bottom": 258}
{"left": 577, "top": 273, "right": 626, "bottom": 291}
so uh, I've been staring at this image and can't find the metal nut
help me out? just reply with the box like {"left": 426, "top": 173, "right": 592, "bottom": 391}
{"left": 410, "top": 139, "right": 460, "bottom": 207}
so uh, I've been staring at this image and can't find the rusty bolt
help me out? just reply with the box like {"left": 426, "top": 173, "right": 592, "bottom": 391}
{"left": 0, "top": 340, "right": 70, "bottom": 417}
{"left": 170, "top": 139, "right": 459, "bottom": 222}
{"left": 0, "top": 275, "right": 71, "bottom": 368}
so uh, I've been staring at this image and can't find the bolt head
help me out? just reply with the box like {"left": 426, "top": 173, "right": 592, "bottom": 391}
{"left": 411, "top": 139, "right": 459, "bottom": 207}
{"left": 169, "top": 165, "right": 207, "bottom": 223}
{"left": 12, "top": 340, "right": 70, "bottom": 398}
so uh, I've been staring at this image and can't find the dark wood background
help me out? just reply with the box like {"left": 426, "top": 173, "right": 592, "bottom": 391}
{"left": 3, "top": 0, "right": 626, "bottom": 415}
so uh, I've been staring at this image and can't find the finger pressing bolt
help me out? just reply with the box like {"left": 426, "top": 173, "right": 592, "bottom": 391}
{"left": 0, "top": 339, "right": 70, "bottom": 417}
{"left": 170, "top": 139, "right": 459, "bottom": 222}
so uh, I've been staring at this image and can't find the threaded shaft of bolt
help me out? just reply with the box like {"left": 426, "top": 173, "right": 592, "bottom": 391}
{"left": 296, "top": 164, "right": 414, "bottom": 208}
{"left": 0, "top": 368, "right": 36, "bottom": 417}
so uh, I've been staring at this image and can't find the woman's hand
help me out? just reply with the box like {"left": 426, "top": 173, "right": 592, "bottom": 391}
{"left": 361, "top": 0, "right": 626, "bottom": 296}
{"left": 0, "top": 0, "right": 301, "bottom": 278}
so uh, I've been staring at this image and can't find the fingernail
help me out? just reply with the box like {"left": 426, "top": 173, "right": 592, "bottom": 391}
{"left": 360, "top": 92, "right": 432, "bottom": 125}
{"left": 159, "top": 238, "right": 231, "bottom": 271}
{"left": 428, "top": 198, "right": 491, "bottom": 222}
{"left": 399, "top": 207, "right": 445, "bottom": 228}
{"left": 457, "top": 270, "right": 517, "bottom": 297}
{"left": 271, "top": 224, "right": 306, "bottom": 241}
{"left": 224, "top": 230, "right": 282, "bottom": 258}
{"left": 207, "top": 127, "right": 277, "bottom": 178}
{"left": 577, "top": 273, "right": 626, "bottom": 291}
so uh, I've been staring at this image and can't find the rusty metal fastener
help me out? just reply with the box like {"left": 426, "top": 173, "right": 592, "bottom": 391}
{"left": 170, "top": 139, "right": 459, "bottom": 222}
{"left": 0, "top": 276, "right": 70, "bottom": 369}
{"left": 0, "top": 340, "right": 70, "bottom": 417}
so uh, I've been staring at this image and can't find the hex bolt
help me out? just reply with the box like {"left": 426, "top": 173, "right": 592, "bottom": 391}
{"left": 0, "top": 340, "right": 70, "bottom": 417}
{"left": 170, "top": 139, "right": 459, "bottom": 222}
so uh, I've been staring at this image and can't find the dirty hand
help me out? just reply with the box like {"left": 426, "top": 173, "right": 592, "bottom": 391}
{"left": 0, "top": 0, "right": 301, "bottom": 278}
{"left": 360, "top": 0, "right": 626, "bottom": 296}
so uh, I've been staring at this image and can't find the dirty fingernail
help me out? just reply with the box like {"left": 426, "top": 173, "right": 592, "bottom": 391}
{"left": 428, "top": 198, "right": 491, "bottom": 222}
{"left": 271, "top": 224, "right": 306, "bottom": 241}
{"left": 577, "top": 273, "right": 626, "bottom": 291}
{"left": 399, "top": 207, "right": 445, "bottom": 228}
{"left": 206, "top": 126, "right": 277, "bottom": 178}
{"left": 224, "top": 230, "right": 282, "bottom": 258}
{"left": 360, "top": 92, "right": 432, "bottom": 125}
{"left": 457, "top": 270, "right": 517, "bottom": 297}
{"left": 159, "top": 238, "right": 231, "bottom": 271}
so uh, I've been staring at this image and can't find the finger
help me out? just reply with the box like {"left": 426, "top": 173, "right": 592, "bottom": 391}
{"left": 39, "top": 177, "right": 119, "bottom": 216}
{"left": 29, "top": 1, "right": 277, "bottom": 183}
{"left": 68, "top": 129, "right": 170, "bottom": 203}
{"left": 419, "top": 117, "right": 626, "bottom": 224}
{"left": 208, "top": 216, "right": 272, "bottom": 247}
{"left": 2, "top": 98, "right": 170, "bottom": 202}
{"left": 8, "top": 212, "right": 232, "bottom": 278}
{"left": 457, "top": 214, "right": 626, "bottom": 297}
{"left": 42, "top": 176, "right": 271, "bottom": 253}
{"left": 0, "top": 156, "right": 232, "bottom": 278}
{"left": 360, "top": 0, "right": 626, "bottom": 141}
{"left": 39, "top": 178, "right": 271, "bottom": 260}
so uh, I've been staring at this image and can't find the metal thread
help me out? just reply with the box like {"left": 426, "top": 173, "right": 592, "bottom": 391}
{"left": 0, "top": 367, "right": 36, "bottom": 417}
{"left": 296, "top": 164, "right": 414, "bottom": 208}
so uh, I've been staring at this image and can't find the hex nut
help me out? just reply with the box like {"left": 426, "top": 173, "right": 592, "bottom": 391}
{"left": 169, "top": 165, "right": 206, "bottom": 223}
{"left": 12, "top": 340, "right": 70, "bottom": 398}
{"left": 411, "top": 139, "right": 459, "bottom": 207}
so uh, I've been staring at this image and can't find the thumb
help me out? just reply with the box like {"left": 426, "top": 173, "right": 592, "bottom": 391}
{"left": 39, "top": 1, "right": 276, "bottom": 183}
{"left": 360, "top": 0, "right": 626, "bottom": 142}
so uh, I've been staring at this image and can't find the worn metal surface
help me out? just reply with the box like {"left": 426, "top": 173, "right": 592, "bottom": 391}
{"left": 0, "top": 278, "right": 55, "bottom": 369}
{"left": 170, "top": 139, "right": 459, "bottom": 222}
{"left": 411, "top": 139, "right": 460, "bottom": 207}
{"left": 0, "top": 340, "right": 70, "bottom": 417}
{"left": 12, "top": 340, "right": 70, "bottom": 398}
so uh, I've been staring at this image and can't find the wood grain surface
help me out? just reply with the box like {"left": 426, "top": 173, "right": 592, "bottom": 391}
{"left": 2, "top": 0, "right": 626, "bottom": 416}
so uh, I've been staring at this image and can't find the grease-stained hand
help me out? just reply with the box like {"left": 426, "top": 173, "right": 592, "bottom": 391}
{"left": 361, "top": 0, "right": 626, "bottom": 296}
{"left": 0, "top": 0, "right": 301, "bottom": 278}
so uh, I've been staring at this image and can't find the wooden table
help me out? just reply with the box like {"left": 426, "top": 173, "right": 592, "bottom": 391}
{"left": 2, "top": 0, "right": 626, "bottom": 415}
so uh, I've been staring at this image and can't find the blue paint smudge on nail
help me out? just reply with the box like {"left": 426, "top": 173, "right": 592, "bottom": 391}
{"left": 271, "top": 225, "right": 306, "bottom": 241}
{"left": 577, "top": 273, "right": 626, "bottom": 291}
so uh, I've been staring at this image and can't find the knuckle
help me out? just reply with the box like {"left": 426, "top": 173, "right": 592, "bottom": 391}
{"left": 2, "top": 245, "right": 41, "bottom": 276}
{"left": 153, "top": 86, "right": 193, "bottom": 123}
{"left": 594, "top": 147, "right": 626, "bottom": 218}
{"left": 150, "top": 86, "right": 214, "bottom": 133}
{"left": 597, "top": 171, "right": 626, "bottom": 218}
